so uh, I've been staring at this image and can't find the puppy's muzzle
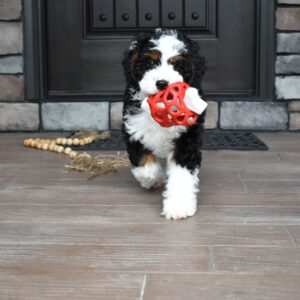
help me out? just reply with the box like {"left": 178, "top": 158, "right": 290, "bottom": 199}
{"left": 156, "top": 80, "right": 169, "bottom": 91}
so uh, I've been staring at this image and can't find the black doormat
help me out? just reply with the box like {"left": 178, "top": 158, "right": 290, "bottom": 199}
{"left": 71, "top": 130, "right": 268, "bottom": 151}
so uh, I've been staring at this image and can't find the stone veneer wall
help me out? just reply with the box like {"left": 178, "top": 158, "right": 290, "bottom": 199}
{"left": 0, "top": 0, "right": 299, "bottom": 131}
{"left": 276, "top": 0, "right": 300, "bottom": 130}
{"left": 0, "top": 0, "right": 39, "bottom": 131}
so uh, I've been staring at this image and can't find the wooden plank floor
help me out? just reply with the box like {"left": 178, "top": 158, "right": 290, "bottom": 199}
{"left": 0, "top": 132, "right": 300, "bottom": 299}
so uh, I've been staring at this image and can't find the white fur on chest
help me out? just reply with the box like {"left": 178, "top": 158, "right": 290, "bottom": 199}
{"left": 124, "top": 109, "right": 187, "bottom": 158}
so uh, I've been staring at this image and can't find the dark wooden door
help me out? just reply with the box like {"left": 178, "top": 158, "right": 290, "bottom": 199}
{"left": 43, "top": 0, "right": 273, "bottom": 100}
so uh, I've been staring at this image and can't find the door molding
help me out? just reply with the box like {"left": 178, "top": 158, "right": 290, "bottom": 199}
{"left": 24, "top": 0, "right": 275, "bottom": 102}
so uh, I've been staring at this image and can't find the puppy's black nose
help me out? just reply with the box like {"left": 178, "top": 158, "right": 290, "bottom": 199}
{"left": 156, "top": 80, "right": 169, "bottom": 91}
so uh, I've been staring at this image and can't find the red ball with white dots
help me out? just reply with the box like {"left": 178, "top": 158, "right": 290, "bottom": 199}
{"left": 147, "top": 82, "right": 199, "bottom": 128}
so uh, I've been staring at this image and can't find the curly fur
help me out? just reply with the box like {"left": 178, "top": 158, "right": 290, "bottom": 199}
{"left": 122, "top": 29, "right": 206, "bottom": 219}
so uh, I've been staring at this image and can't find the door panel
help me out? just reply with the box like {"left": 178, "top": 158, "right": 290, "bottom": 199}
{"left": 161, "top": 0, "right": 183, "bottom": 28}
{"left": 139, "top": 0, "right": 160, "bottom": 28}
{"left": 185, "top": 0, "right": 207, "bottom": 28}
{"left": 45, "top": 0, "right": 256, "bottom": 98}
{"left": 115, "top": 0, "right": 136, "bottom": 28}
{"left": 92, "top": 0, "right": 113, "bottom": 29}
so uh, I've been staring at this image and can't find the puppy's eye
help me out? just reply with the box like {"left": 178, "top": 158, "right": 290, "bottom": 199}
{"left": 145, "top": 50, "right": 161, "bottom": 62}
{"left": 168, "top": 55, "right": 185, "bottom": 64}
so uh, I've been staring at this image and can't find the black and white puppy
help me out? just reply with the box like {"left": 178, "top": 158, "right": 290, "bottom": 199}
{"left": 122, "top": 29, "right": 206, "bottom": 220}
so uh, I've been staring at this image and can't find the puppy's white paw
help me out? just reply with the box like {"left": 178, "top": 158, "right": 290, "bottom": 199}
{"left": 132, "top": 163, "right": 165, "bottom": 190}
{"left": 161, "top": 198, "right": 197, "bottom": 220}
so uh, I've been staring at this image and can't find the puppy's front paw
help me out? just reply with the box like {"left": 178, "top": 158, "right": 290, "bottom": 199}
{"left": 132, "top": 164, "right": 165, "bottom": 190}
{"left": 161, "top": 199, "right": 197, "bottom": 220}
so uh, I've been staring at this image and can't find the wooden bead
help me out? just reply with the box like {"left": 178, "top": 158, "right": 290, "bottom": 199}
{"left": 23, "top": 139, "right": 30, "bottom": 147}
{"left": 29, "top": 140, "right": 36, "bottom": 147}
{"left": 37, "top": 143, "right": 43, "bottom": 150}
{"left": 53, "top": 145, "right": 59, "bottom": 152}
{"left": 69, "top": 151, "right": 77, "bottom": 159}
{"left": 79, "top": 139, "right": 85, "bottom": 146}
{"left": 83, "top": 137, "right": 90, "bottom": 144}
{"left": 42, "top": 143, "right": 49, "bottom": 151}
{"left": 56, "top": 138, "right": 62, "bottom": 144}
{"left": 64, "top": 147, "right": 72, "bottom": 155}
{"left": 49, "top": 144, "right": 55, "bottom": 151}
{"left": 66, "top": 139, "right": 73, "bottom": 146}
{"left": 73, "top": 138, "right": 80, "bottom": 145}
{"left": 57, "top": 146, "right": 64, "bottom": 153}
{"left": 61, "top": 138, "right": 67, "bottom": 145}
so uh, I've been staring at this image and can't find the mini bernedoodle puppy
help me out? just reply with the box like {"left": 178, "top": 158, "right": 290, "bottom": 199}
{"left": 122, "top": 28, "right": 206, "bottom": 220}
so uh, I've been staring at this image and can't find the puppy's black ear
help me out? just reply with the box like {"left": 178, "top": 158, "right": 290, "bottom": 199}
{"left": 122, "top": 32, "right": 153, "bottom": 89}
{"left": 122, "top": 45, "right": 138, "bottom": 88}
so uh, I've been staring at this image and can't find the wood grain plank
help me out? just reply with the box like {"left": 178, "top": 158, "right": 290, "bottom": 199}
{"left": 202, "top": 150, "right": 281, "bottom": 162}
{"left": 0, "top": 223, "right": 291, "bottom": 246}
{"left": 286, "top": 226, "right": 300, "bottom": 246}
{"left": 213, "top": 247, "right": 300, "bottom": 274}
{"left": 0, "top": 189, "right": 162, "bottom": 205}
{"left": 238, "top": 162, "right": 300, "bottom": 180}
{"left": 256, "top": 133, "right": 300, "bottom": 152}
{"left": 0, "top": 270, "right": 143, "bottom": 300}
{"left": 1, "top": 190, "right": 299, "bottom": 207}
{"left": 2, "top": 176, "right": 246, "bottom": 194}
{"left": 144, "top": 274, "right": 300, "bottom": 300}
{"left": 1, "top": 204, "right": 300, "bottom": 225}
{"left": 198, "top": 192, "right": 300, "bottom": 207}
{"left": 0, "top": 244, "right": 209, "bottom": 273}
{"left": 244, "top": 180, "right": 300, "bottom": 193}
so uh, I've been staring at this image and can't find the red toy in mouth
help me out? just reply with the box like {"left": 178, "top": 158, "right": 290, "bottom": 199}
{"left": 147, "top": 82, "right": 199, "bottom": 128}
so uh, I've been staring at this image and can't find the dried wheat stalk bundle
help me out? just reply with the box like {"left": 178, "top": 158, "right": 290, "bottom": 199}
{"left": 65, "top": 152, "right": 130, "bottom": 179}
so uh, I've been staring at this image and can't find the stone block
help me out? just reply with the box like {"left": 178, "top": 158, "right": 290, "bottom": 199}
{"left": 0, "top": 56, "right": 23, "bottom": 74}
{"left": 220, "top": 102, "right": 288, "bottom": 130}
{"left": 278, "top": 0, "right": 300, "bottom": 4}
{"left": 277, "top": 33, "right": 300, "bottom": 53}
{"left": 0, "top": 0, "right": 21, "bottom": 20}
{"left": 42, "top": 102, "right": 109, "bottom": 131}
{"left": 289, "top": 113, "right": 300, "bottom": 130}
{"left": 276, "top": 8, "right": 300, "bottom": 31}
{"left": 0, "top": 103, "right": 39, "bottom": 131}
{"left": 110, "top": 102, "right": 123, "bottom": 129}
{"left": 288, "top": 101, "right": 300, "bottom": 112}
{"left": 204, "top": 101, "right": 218, "bottom": 129}
{"left": 276, "top": 76, "right": 300, "bottom": 99}
{"left": 276, "top": 55, "right": 300, "bottom": 74}
{"left": 0, "top": 22, "right": 22, "bottom": 54}
{"left": 0, "top": 75, "right": 24, "bottom": 100}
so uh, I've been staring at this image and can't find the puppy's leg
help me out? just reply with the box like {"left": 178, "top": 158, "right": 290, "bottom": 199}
{"left": 162, "top": 155, "right": 199, "bottom": 220}
{"left": 124, "top": 136, "right": 165, "bottom": 189}
{"left": 162, "top": 125, "right": 202, "bottom": 220}
{"left": 132, "top": 153, "right": 165, "bottom": 190}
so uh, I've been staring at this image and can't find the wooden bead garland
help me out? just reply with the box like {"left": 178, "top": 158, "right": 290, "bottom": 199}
{"left": 23, "top": 135, "right": 95, "bottom": 159}
{"left": 22, "top": 131, "right": 131, "bottom": 178}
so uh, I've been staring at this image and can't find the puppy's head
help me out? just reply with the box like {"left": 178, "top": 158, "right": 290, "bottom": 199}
{"left": 123, "top": 29, "right": 206, "bottom": 96}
